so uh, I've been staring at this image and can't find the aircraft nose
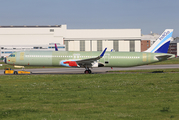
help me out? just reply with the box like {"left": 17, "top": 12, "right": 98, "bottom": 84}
{"left": 3, "top": 57, "right": 7, "bottom": 64}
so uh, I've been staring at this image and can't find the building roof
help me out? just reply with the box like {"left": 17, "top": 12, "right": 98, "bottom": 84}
{"left": 0, "top": 25, "right": 61, "bottom": 28}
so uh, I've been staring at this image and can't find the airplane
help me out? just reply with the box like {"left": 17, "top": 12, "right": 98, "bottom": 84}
{"left": 55, "top": 43, "right": 58, "bottom": 51}
{"left": 4, "top": 29, "right": 175, "bottom": 74}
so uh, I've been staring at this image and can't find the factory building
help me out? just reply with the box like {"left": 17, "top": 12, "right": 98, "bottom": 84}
{"left": 141, "top": 32, "right": 160, "bottom": 52}
{"left": 0, "top": 24, "right": 141, "bottom": 58}
{"left": 169, "top": 37, "right": 179, "bottom": 56}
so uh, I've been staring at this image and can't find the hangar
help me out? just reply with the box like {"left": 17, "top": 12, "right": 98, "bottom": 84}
{"left": 0, "top": 24, "right": 141, "bottom": 58}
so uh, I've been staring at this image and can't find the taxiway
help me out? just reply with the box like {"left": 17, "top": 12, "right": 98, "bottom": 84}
{"left": 1, "top": 64, "right": 179, "bottom": 75}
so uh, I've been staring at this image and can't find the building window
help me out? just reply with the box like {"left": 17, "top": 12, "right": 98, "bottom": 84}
{"left": 33, "top": 47, "right": 39, "bottom": 49}
{"left": 64, "top": 41, "right": 68, "bottom": 51}
{"left": 80, "top": 40, "right": 85, "bottom": 51}
{"left": 97, "top": 40, "right": 102, "bottom": 51}
{"left": 130, "top": 40, "right": 135, "bottom": 52}
{"left": 113, "top": 40, "right": 119, "bottom": 51}
{"left": 50, "top": 29, "right": 54, "bottom": 32}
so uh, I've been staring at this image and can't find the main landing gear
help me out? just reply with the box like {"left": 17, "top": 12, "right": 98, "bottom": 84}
{"left": 84, "top": 69, "right": 92, "bottom": 74}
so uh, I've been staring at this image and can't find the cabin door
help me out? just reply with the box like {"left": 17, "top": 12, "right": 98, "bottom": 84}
{"left": 20, "top": 52, "right": 24, "bottom": 61}
{"left": 104, "top": 53, "right": 110, "bottom": 64}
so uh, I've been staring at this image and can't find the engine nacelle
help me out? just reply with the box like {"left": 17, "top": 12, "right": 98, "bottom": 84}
{"left": 91, "top": 62, "right": 104, "bottom": 68}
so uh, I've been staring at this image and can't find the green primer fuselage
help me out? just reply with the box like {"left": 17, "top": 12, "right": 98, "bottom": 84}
{"left": 6, "top": 51, "right": 175, "bottom": 68}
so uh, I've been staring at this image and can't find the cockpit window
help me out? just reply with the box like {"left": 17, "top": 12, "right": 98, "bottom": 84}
{"left": 9, "top": 54, "right": 15, "bottom": 57}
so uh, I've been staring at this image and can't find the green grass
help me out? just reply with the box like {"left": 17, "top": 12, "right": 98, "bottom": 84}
{"left": 0, "top": 73, "right": 179, "bottom": 119}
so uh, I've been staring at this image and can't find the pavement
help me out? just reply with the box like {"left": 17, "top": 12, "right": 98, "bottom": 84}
{"left": 1, "top": 64, "right": 179, "bottom": 75}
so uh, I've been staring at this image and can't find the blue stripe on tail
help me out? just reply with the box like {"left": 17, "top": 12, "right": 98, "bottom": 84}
{"left": 151, "top": 31, "right": 173, "bottom": 53}
{"left": 154, "top": 41, "right": 170, "bottom": 53}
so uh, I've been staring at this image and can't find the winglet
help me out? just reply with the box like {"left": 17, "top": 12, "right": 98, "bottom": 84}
{"left": 55, "top": 43, "right": 58, "bottom": 51}
{"left": 100, "top": 48, "right": 107, "bottom": 58}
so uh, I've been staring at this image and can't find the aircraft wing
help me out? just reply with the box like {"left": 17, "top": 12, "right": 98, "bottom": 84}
{"left": 60, "top": 48, "right": 107, "bottom": 67}
{"left": 76, "top": 48, "right": 107, "bottom": 65}
{"left": 155, "top": 54, "right": 173, "bottom": 60}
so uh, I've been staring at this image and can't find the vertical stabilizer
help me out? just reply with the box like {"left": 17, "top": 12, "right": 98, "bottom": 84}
{"left": 55, "top": 43, "right": 58, "bottom": 51}
{"left": 145, "top": 29, "right": 173, "bottom": 53}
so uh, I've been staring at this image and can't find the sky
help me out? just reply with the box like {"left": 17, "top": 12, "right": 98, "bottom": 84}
{"left": 0, "top": 0, "right": 179, "bottom": 37}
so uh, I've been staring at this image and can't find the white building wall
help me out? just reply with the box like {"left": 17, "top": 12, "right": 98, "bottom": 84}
{"left": 74, "top": 41, "right": 80, "bottom": 51}
{"left": 65, "top": 29, "right": 141, "bottom": 40}
{"left": 177, "top": 43, "right": 179, "bottom": 56}
{"left": 102, "top": 41, "right": 113, "bottom": 51}
{"left": 135, "top": 40, "right": 141, "bottom": 52}
{"left": 53, "top": 36, "right": 63, "bottom": 45}
{"left": 92, "top": 41, "right": 97, "bottom": 51}
{"left": 0, "top": 48, "right": 1, "bottom": 58}
{"left": 85, "top": 41, "right": 90, "bottom": 51}
{"left": 0, "top": 25, "right": 142, "bottom": 57}
{"left": 119, "top": 41, "right": 129, "bottom": 52}
{"left": 0, "top": 35, "right": 62, "bottom": 45}
{"left": 0, "top": 27, "right": 64, "bottom": 45}
{"left": 68, "top": 41, "right": 80, "bottom": 51}
{"left": 68, "top": 41, "right": 73, "bottom": 51}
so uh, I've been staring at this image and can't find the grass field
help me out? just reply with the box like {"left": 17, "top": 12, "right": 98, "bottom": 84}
{"left": 0, "top": 73, "right": 179, "bottom": 120}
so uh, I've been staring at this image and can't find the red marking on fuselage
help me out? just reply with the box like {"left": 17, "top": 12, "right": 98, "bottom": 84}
{"left": 63, "top": 61, "right": 77, "bottom": 67}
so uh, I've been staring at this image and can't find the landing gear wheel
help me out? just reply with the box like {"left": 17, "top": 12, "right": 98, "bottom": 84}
{"left": 84, "top": 70, "right": 88, "bottom": 74}
{"left": 84, "top": 70, "right": 92, "bottom": 74}
{"left": 14, "top": 71, "right": 18, "bottom": 75}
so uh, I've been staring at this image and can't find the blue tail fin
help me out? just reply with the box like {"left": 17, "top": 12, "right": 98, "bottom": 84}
{"left": 55, "top": 43, "right": 58, "bottom": 51}
{"left": 145, "top": 29, "right": 173, "bottom": 53}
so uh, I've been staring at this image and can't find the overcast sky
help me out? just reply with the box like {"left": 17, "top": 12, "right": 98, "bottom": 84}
{"left": 0, "top": 0, "right": 178, "bottom": 37}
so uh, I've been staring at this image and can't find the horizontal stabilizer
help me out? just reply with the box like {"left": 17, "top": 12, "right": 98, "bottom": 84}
{"left": 155, "top": 55, "right": 173, "bottom": 60}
